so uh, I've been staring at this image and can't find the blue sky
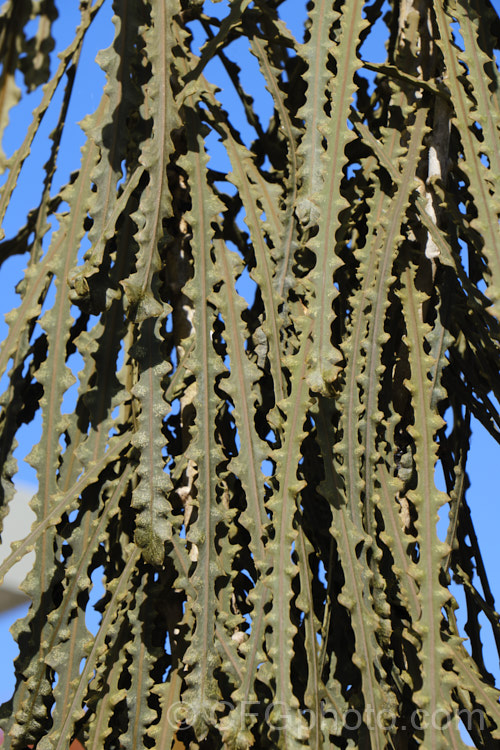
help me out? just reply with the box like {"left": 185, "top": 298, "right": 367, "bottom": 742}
{"left": 0, "top": 1, "right": 499, "bottom": 739}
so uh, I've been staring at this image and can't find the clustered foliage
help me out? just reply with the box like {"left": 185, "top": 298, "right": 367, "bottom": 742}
{"left": 0, "top": 0, "right": 500, "bottom": 747}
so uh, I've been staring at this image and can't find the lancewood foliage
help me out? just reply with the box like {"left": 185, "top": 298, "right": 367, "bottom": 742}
{"left": 1, "top": 0, "right": 500, "bottom": 747}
